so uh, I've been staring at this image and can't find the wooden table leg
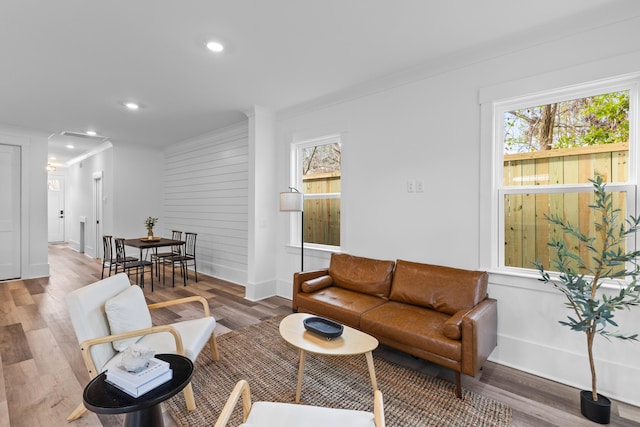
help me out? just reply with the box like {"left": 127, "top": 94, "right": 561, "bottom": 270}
{"left": 295, "top": 348, "right": 306, "bottom": 403}
{"left": 365, "top": 351, "right": 378, "bottom": 391}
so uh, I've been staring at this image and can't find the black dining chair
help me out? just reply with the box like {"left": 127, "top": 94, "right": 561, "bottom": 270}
{"left": 101, "top": 235, "right": 137, "bottom": 279}
{"left": 164, "top": 232, "right": 198, "bottom": 286}
{"left": 101, "top": 235, "right": 115, "bottom": 279}
{"left": 151, "top": 230, "right": 182, "bottom": 277}
{"left": 114, "top": 238, "right": 154, "bottom": 290}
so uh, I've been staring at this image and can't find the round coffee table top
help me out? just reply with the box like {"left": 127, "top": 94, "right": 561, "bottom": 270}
{"left": 83, "top": 353, "right": 193, "bottom": 415}
{"left": 279, "top": 313, "right": 378, "bottom": 356}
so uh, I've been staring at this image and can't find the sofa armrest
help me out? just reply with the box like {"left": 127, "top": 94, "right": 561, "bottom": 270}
{"left": 292, "top": 269, "right": 329, "bottom": 311}
{"left": 460, "top": 298, "right": 497, "bottom": 376}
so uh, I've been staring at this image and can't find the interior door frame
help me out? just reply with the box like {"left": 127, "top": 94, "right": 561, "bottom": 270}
{"left": 47, "top": 174, "right": 66, "bottom": 243}
{"left": 0, "top": 143, "right": 21, "bottom": 280}
{"left": 93, "top": 171, "right": 103, "bottom": 259}
{"left": 0, "top": 134, "right": 31, "bottom": 279}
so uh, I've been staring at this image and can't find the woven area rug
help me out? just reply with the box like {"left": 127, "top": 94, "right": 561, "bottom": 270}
{"left": 165, "top": 316, "right": 512, "bottom": 426}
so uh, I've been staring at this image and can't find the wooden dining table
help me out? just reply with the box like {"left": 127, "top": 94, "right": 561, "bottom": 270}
{"left": 123, "top": 238, "right": 185, "bottom": 291}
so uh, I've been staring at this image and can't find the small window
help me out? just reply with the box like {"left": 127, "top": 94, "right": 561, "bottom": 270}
{"left": 295, "top": 135, "right": 341, "bottom": 248}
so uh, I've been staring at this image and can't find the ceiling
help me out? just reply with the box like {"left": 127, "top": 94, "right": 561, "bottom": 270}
{"left": 1, "top": 0, "right": 637, "bottom": 166}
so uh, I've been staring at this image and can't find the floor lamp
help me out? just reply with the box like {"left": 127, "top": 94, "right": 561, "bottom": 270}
{"left": 280, "top": 187, "right": 304, "bottom": 272}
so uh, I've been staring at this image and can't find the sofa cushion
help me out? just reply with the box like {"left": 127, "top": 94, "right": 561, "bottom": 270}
{"left": 442, "top": 310, "right": 467, "bottom": 340}
{"left": 389, "top": 260, "right": 488, "bottom": 315}
{"left": 296, "top": 287, "right": 387, "bottom": 329}
{"left": 301, "top": 275, "right": 334, "bottom": 293}
{"left": 361, "top": 301, "right": 461, "bottom": 362}
{"left": 328, "top": 253, "right": 394, "bottom": 299}
{"left": 105, "top": 285, "right": 152, "bottom": 351}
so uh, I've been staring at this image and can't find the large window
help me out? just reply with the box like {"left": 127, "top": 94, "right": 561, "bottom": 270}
{"left": 294, "top": 135, "right": 341, "bottom": 248}
{"left": 495, "top": 79, "right": 637, "bottom": 274}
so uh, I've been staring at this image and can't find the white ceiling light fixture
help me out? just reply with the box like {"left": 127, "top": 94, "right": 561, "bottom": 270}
{"left": 61, "top": 130, "right": 108, "bottom": 140}
{"left": 66, "top": 144, "right": 75, "bottom": 149}
{"left": 124, "top": 102, "right": 140, "bottom": 110}
{"left": 206, "top": 41, "right": 224, "bottom": 53}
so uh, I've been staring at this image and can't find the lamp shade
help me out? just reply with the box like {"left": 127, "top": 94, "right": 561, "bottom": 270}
{"left": 280, "top": 191, "right": 303, "bottom": 212}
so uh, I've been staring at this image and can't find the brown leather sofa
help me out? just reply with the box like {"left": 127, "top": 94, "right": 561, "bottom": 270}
{"left": 293, "top": 253, "right": 497, "bottom": 398}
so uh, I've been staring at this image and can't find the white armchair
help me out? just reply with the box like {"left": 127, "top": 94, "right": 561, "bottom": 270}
{"left": 65, "top": 273, "right": 219, "bottom": 421}
{"left": 214, "top": 380, "right": 385, "bottom": 427}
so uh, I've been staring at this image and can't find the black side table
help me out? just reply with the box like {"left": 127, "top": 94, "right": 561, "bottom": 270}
{"left": 83, "top": 353, "right": 194, "bottom": 427}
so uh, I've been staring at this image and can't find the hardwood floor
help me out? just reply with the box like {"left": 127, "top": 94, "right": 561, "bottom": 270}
{"left": 0, "top": 244, "right": 638, "bottom": 426}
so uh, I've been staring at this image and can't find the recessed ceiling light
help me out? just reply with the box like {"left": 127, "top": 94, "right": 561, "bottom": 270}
{"left": 86, "top": 130, "right": 97, "bottom": 136}
{"left": 66, "top": 144, "right": 75, "bottom": 149}
{"left": 206, "top": 41, "right": 224, "bottom": 52}
{"left": 50, "top": 156, "right": 56, "bottom": 160}
{"left": 124, "top": 102, "right": 140, "bottom": 110}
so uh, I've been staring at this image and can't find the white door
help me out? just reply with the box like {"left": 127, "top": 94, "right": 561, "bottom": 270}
{"left": 0, "top": 144, "right": 21, "bottom": 280}
{"left": 48, "top": 175, "right": 65, "bottom": 242}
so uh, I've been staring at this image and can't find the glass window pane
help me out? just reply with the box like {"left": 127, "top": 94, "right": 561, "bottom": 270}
{"left": 504, "top": 191, "right": 628, "bottom": 273}
{"left": 303, "top": 197, "right": 340, "bottom": 246}
{"left": 298, "top": 138, "right": 341, "bottom": 248}
{"left": 503, "top": 91, "right": 629, "bottom": 186}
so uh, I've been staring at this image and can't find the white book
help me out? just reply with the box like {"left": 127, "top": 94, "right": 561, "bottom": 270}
{"left": 106, "top": 369, "right": 173, "bottom": 398}
{"left": 106, "top": 357, "right": 170, "bottom": 389}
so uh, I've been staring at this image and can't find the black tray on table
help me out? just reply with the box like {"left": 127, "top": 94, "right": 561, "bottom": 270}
{"left": 303, "top": 316, "right": 344, "bottom": 339}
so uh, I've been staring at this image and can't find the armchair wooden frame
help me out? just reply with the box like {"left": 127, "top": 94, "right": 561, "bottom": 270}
{"left": 67, "top": 295, "right": 220, "bottom": 421}
{"left": 213, "top": 380, "right": 385, "bottom": 427}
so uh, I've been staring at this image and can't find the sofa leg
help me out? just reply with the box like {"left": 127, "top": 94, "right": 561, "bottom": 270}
{"left": 455, "top": 372, "right": 462, "bottom": 398}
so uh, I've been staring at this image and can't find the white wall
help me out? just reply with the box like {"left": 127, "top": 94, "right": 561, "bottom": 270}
{"left": 66, "top": 147, "right": 113, "bottom": 256}
{"left": 112, "top": 143, "right": 164, "bottom": 251}
{"left": 0, "top": 125, "right": 49, "bottom": 279}
{"left": 246, "top": 106, "right": 278, "bottom": 300}
{"left": 163, "top": 122, "right": 249, "bottom": 284}
{"left": 274, "top": 16, "right": 640, "bottom": 406}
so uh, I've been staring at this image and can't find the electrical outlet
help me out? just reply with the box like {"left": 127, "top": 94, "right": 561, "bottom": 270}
{"left": 407, "top": 179, "right": 415, "bottom": 192}
{"left": 416, "top": 180, "right": 424, "bottom": 192}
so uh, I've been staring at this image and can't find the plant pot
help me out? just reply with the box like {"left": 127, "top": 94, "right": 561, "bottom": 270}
{"left": 580, "top": 390, "right": 611, "bottom": 424}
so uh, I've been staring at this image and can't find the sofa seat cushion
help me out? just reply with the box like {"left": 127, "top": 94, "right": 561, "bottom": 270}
{"left": 389, "top": 260, "right": 488, "bottom": 315}
{"left": 361, "top": 301, "right": 461, "bottom": 362}
{"left": 329, "top": 253, "right": 395, "bottom": 298}
{"left": 296, "top": 287, "right": 387, "bottom": 328}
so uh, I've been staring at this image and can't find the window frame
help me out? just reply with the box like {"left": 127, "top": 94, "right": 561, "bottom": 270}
{"left": 493, "top": 77, "right": 639, "bottom": 275}
{"left": 289, "top": 134, "right": 342, "bottom": 251}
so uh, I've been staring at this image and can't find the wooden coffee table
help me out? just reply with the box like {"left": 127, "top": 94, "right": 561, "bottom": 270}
{"left": 279, "top": 312, "right": 379, "bottom": 403}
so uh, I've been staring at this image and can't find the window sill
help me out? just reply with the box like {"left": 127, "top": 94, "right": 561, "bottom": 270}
{"left": 487, "top": 268, "right": 631, "bottom": 292}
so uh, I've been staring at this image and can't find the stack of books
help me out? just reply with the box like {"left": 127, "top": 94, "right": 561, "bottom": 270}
{"left": 105, "top": 357, "right": 173, "bottom": 398}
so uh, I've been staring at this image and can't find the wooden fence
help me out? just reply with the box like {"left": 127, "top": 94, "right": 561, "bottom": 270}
{"left": 302, "top": 172, "right": 341, "bottom": 246}
{"left": 504, "top": 142, "right": 629, "bottom": 271}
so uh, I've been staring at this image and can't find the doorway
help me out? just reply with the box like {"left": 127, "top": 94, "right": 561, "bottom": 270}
{"left": 47, "top": 175, "right": 65, "bottom": 242}
{"left": 0, "top": 144, "right": 21, "bottom": 280}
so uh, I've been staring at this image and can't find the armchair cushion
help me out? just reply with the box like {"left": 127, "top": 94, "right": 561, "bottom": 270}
{"left": 105, "top": 285, "right": 152, "bottom": 351}
{"left": 243, "top": 402, "right": 375, "bottom": 427}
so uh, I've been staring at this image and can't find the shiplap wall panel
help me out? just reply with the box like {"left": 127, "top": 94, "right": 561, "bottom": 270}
{"left": 163, "top": 123, "right": 249, "bottom": 283}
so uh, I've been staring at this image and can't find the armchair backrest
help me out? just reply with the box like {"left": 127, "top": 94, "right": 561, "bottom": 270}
{"left": 65, "top": 273, "right": 131, "bottom": 373}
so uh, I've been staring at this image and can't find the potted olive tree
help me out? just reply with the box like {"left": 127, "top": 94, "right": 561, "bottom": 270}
{"left": 535, "top": 175, "right": 640, "bottom": 424}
